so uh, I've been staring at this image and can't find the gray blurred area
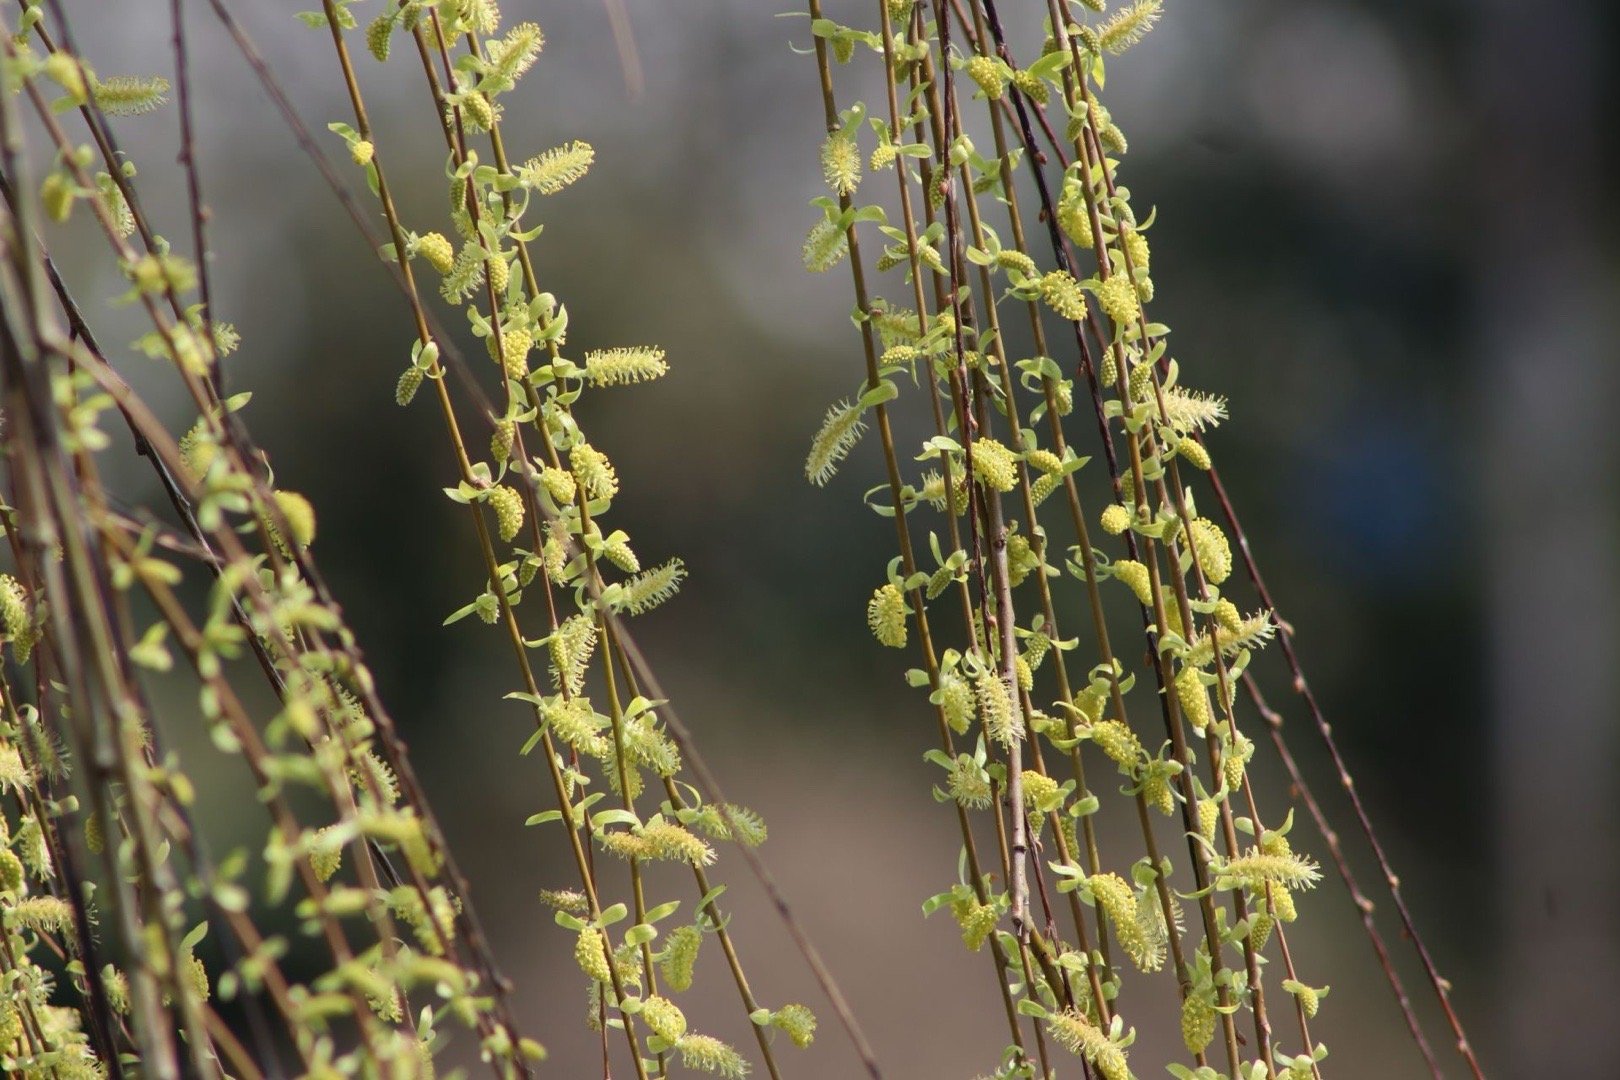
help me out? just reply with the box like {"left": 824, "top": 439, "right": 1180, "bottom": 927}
{"left": 49, "top": 0, "right": 1619, "bottom": 1075}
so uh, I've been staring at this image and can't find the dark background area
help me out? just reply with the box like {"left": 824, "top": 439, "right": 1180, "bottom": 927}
{"left": 47, "top": 0, "right": 1619, "bottom": 1075}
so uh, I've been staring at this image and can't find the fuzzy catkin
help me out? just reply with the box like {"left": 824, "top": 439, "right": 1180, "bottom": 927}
{"left": 867, "top": 583, "right": 908, "bottom": 647}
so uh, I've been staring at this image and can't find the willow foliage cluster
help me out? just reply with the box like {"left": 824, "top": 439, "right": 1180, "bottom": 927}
{"left": 0, "top": 0, "right": 1481, "bottom": 1078}
{"left": 795, "top": 1, "right": 1477, "bottom": 1078}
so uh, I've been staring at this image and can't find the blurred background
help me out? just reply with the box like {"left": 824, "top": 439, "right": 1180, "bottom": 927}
{"left": 48, "top": 0, "right": 1618, "bottom": 1075}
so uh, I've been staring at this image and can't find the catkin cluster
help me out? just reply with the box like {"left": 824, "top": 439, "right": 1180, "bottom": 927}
{"left": 799, "top": 2, "right": 1331, "bottom": 1076}
{"left": 346, "top": 3, "right": 814, "bottom": 1074}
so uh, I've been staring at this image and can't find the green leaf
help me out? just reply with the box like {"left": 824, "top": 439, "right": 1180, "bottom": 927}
{"left": 212, "top": 883, "right": 249, "bottom": 913}
{"left": 643, "top": 900, "right": 681, "bottom": 923}
{"left": 442, "top": 600, "right": 481, "bottom": 625}
{"left": 858, "top": 379, "right": 899, "bottom": 408}
{"left": 590, "top": 808, "right": 641, "bottom": 831}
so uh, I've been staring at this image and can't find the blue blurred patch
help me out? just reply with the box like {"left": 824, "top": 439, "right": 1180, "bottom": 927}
{"left": 1294, "top": 410, "right": 1453, "bottom": 586}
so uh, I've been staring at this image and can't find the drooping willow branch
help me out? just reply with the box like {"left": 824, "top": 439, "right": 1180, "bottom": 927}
{"left": 204, "top": 0, "right": 882, "bottom": 1074}
{"left": 784, "top": 1, "right": 1465, "bottom": 1077}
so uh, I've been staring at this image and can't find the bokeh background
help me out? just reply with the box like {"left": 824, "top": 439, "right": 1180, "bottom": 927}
{"left": 50, "top": 0, "right": 1618, "bottom": 1075}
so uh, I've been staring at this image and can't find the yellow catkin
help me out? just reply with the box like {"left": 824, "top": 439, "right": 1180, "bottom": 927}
{"left": 1069, "top": 687, "right": 1105, "bottom": 731}
{"left": 1121, "top": 225, "right": 1151, "bottom": 273}
{"left": 965, "top": 55, "right": 1005, "bottom": 98}
{"left": 1143, "top": 767, "right": 1174, "bottom": 817}
{"left": 1025, "top": 448, "right": 1063, "bottom": 473}
{"left": 1023, "top": 771, "right": 1059, "bottom": 811}
{"left": 366, "top": 14, "right": 394, "bottom": 61}
{"left": 103, "top": 968, "right": 131, "bottom": 1015}
{"left": 416, "top": 232, "right": 455, "bottom": 274}
{"left": 866, "top": 583, "right": 908, "bottom": 648}
{"left": 539, "top": 466, "right": 576, "bottom": 506}
{"left": 42, "top": 54, "right": 87, "bottom": 103}
{"left": 1224, "top": 730, "right": 1252, "bottom": 792}
{"left": 310, "top": 828, "right": 342, "bottom": 883}
{"left": 1091, "top": 719, "right": 1142, "bottom": 772}
{"left": 490, "top": 419, "right": 515, "bottom": 465}
{"left": 1098, "top": 0, "right": 1163, "bottom": 55}
{"left": 641, "top": 996, "right": 687, "bottom": 1043}
{"left": 518, "top": 141, "right": 596, "bottom": 196}
{"left": 574, "top": 927, "right": 613, "bottom": 983}
{"left": 487, "top": 253, "right": 510, "bottom": 294}
{"left": 569, "top": 442, "right": 619, "bottom": 501}
{"left": 1015, "top": 654, "right": 1033, "bottom": 691}
{"left": 1047, "top": 1007, "right": 1128, "bottom": 1080}
{"left": 660, "top": 925, "right": 701, "bottom": 991}
{"left": 1112, "top": 559, "right": 1153, "bottom": 606}
{"left": 273, "top": 491, "right": 317, "bottom": 549}
{"left": 488, "top": 484, "right": 525, "bottom": 542}
{"left": 41, "top": 173, "right": 73, "bottom": 222}
{"left": 1039, "top": 269, "right": 1088, "bottom": 321}
{"left": 639, "top": 819, "right": 714, "bottom": 866}
{"left": 772, "top": 1003, "right": 817, "bottom": 1048}
{"left": 997, "top": 250, "right": 1037, "bottom": 280}
{"left": 1089, "top": 872, "right": 1154, "bottom": 971}
{"left": 1011, "top": 68, "right": 1048, "bottom": 105}
{"left": 952, "top": 897, "right": 1000, "bottom": 951}
{"left": 1189, "top": 517, "right": 1232, "bottom": 584}
{"left": 802, "top": 217, "right": 848, "bottom": 273}
{"left": 948, "top": 755, "right": 992, "bottom": 808}
{"left": 1181, "top": 991, "right": 1216, "bottom": 1055}
{"left": 183, "top": 953, "right": 210, "bottom": 1002}
{"left": 1099, "top": 504, "right": 1131, "bottom": 535}
{"left": 1250, "top": 910, "right": 1275, "bottom": 950}
{"left": 395, "top": 365, "right": 424, "bottom": 406}
{"left": 1096, "top": 273, "right": 1141, "bottom": 327}
{"left": 1054, "top": 380, "right": 1074, "bottom": 416}
{"left": 488, "top": 327, "right": 532, "bottom": 379}
{"left": 805, "top": 398, "right": 865, "bottom": 483}
{"left": 970, "top": 438, "right": 1018, "bottom": 492}
{"left": 0, "top": 576, "right": 33, "bottom": 664}
{"left": 585, "top": 347, "right": 668, "bottom": 386}
{"left": 1175, "top": 665, "right": 1212, "bottom": 734}
{"left": 460, "top": 91, "right": 496, "bottom": 132}
{"left": 1284, "top": 979, "right": 1321, "bottom": 1018}
{"left": 975, "top": 669, "right": 1021, "bottom": 746}
{"left": 1058, "top": 177, "right": 1093, "bottom": 249}
{"left": 821, "top": 132, "right": 861, "bottom": 195}
{"left": 1004, "top": 534, "right": 1031, "bottom": 589}
{"left": 0, "top": 849, "right": 24, "bottom": 893}
{"left": 936, "top": 671, "right": 974, "bottom": 734}
{"left": 675, "top": 1034, "right": 748, "bottom": 1078}
{"left": 1218, "top": 850, "right": 1321, "bottom": 893}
